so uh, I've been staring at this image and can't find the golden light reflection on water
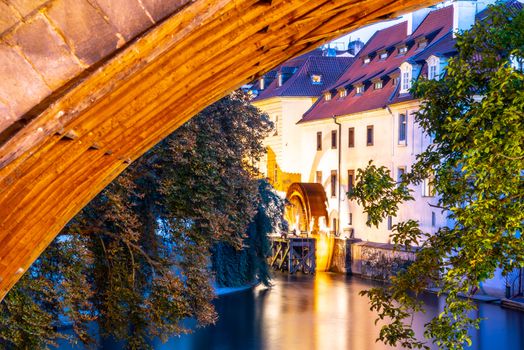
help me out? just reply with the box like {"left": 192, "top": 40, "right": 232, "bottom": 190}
{"left": 314, "top": 233, "right": 334, "bottom": 272}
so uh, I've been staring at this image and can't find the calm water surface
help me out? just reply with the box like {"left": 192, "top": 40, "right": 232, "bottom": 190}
{"left": 58, "top": 272, "right": 524, "bottom": 349}
{"left": 154, "top": 273, "right": 524, "bottom": 350}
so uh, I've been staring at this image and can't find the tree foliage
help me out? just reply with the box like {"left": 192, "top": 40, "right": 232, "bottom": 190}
{"left": 350, "top": 4, "right": 524, "bottom": 349}
{"left": 212, "top": 179, "right": 286, "bottom": 288}
{"left": 0, "top": 92, "right": 278, "bottom": 349}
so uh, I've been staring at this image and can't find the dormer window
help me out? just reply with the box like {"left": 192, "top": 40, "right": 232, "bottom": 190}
{"left": 339, "top": 88, "right": 347, "bottom": 98}
{"left": 363, "top": 56, "right": 371, "bottom": 64}
{"left": 400, "top": 62, "right": 412, "bottom": 93}
{"left": 277, "top": 73, "right": 283, "bottom": 87}
{"left": 259, "top": 77, "right": 265, "bottom": 90}
{"left": 311, "top": 74, "right": 322, "bottom": 84}
{"left": 374, "top": 80, "right": 383, "bottom": 90}
{"left": 398, "top": 46, "right": 408, "bottom": 55}
{"left": 416, "top": 37, "right": 428, "bottom": 50}
{"left": 355, "top": 85, "right": 364, "bottom": 94}
{"left": 427, "top": 55, "right": 441, "bottom": 80}
{"left": 324, "top": 92, "right": 332, "bottom": 101}
{"left": 378, "top": 50, "right": 388, "bottom": 60}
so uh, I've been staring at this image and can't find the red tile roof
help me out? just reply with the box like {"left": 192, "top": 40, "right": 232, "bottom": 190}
{"left": 253, "top": 55, "right": 353, "bottom": 100}
{"left": 300, "top": 5, "right": 455, "bottom": 123}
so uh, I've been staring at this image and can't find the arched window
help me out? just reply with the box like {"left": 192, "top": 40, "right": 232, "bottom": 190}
{"left": 427, "top": 55, "right": 441, "bottom": 80}
{"left": 399, "top": 62, "right": 412, "bottom": 93}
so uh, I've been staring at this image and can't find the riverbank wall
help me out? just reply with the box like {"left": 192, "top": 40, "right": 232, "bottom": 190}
{"left": 329, "top": 238, "right": 416, "bottom": 281}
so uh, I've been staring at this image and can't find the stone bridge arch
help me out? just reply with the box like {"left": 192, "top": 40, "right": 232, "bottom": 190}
{"left": 0, "top": 0, "right": 437, "bottom": 299}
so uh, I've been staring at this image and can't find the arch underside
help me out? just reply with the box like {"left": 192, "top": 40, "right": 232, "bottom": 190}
{"left": 0, "top": 0, "right": 438, "bottom": 300}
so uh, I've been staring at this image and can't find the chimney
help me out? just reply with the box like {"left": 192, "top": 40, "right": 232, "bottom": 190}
{"left": 406, "top": 7, "right": 432, "bottom": 36}
{"left": 452, "top": 1, "right": 478, "bottom": 37}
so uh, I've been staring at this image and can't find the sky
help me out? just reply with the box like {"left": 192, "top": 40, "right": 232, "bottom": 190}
{"left": 328, "top": 16, "right": 406, "bottom": 50}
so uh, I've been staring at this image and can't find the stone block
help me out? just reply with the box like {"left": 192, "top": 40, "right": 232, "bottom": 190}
{"left": 6, "top": 14, "right": 83, "bottom": 90}
{"left": 7, "top": 0, "right": 47, "bottom": 17}
{"left": 0, "top": 43, "right": 51, "bottom": 122}
{"left": 0, "top": 2, "right": 21, "bottom": 35}
{"left": 140, "top": 0, "right": 190, "bottom": 23}
{"left": 0, "top": 99, "right": 15, "bottom": 135}
{"left": 46, "top": 0, "right": 119, "bottom": 65}
{"left": 93, "top": 0, "right": 154, "bottom": 40}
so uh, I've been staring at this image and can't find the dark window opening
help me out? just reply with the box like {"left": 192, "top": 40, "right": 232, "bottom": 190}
{"left": 316, "top": 132, "right": 322, "bottom": 151}
{"left": 331, "top": 170, "right": 337, "bottom": 197}
{"left": 366, "top": 125, "right": 374, "bottom": 146}
{"left": 348, "top": 127, "right": 355, "bottom": 148}
{"left": 399, "top": 113, "right": 407, "bottom": 143}
{"left": 348, "top": 169, "right": 355, "bottom": 193}
{"left": 331, "top": 130, "right": 337, "bottom": 149}
{"left": 387, "top": 216, "right": 392, "bottom": 230}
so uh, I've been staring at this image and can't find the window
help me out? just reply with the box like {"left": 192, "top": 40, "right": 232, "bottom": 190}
{"left": 392, "top": 76, "right": 399, "bottom": 86}
{"left": 324, "top": 92, "right": 331, "bottom": 101}
{"left": 431, "top": 211, "right": 436, "bottom": 227}
{"left": 277, "top": 73, "right": 283, "bottom": 87}
{"left": 331, "top": 170, "right": 337, "bottom": 197}
{"left": 259, "top": 77, "right": 265, "bottom": 90}
{"left": 400, "top": 62, "right": 413, "bottom": 93}
{"left": 428, "top": 65, "right": 437, "bottom": 80}
{"left": 363, "top": 57, "right": 371, "bottom": 64}
{"left": 398, "top": 46, "right": 408, "bottom": 55}
{"left": 387, "top": 216, "right": 392, "bottom": 230}
{"left": 374, "top": 81, "right": 383, "bottom": 89}
{"left": 397, "top": 167, "right": 406, "bottom": 183}
{"left": 379, "top": 52, "right": 388, "bottom": 60}
{"left": 402, "top": 71, "right": 410, "bottom": 91}
{"left": 366, "top": 125, "right": 374, "bottom": 146}
{"left": 331, "top": 130, "right": 337, "bottom": 149}
{"left": 273, "top": 115, "right": 279, "bottom": 136}
{"left": 332, "top": 218, "right": 337, "bottom": 233}
{"left": 316, "top": 171, "right": 322, "bottom": 184}
{"left": 423, "top": 176, "right": 435, "bottom": 197}
{"left": 349, "top": 212, "right": 353, "bottom": 225}
{"left": 339, "top": 89, "right": 347, "bottom": 97}
{"left": 348, "top": 127, "right": 355, "bottom": 148}
{"left": 426, "top": 55, "right": 441, "bottom": 81}
{"left": 418, "top": 40, "right": 427, "bottom": 49}
{"left": 398, "top": 113, "right": 407, "bottom": 143}
{"left": 311, "top": 74, "right": 322, "bottom": 84}
{"left": 356, "top": 85, "right": 364, "bottom": 94}
{"left": 316, "top": 132, "right": 322, "bottom": 151}
{"left": 348, "top": 170, "right": 355, "bottom": 193}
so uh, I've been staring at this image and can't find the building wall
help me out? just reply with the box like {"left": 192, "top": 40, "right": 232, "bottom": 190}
{"left": 252, "top": 96, "right": 315, "bottom": 192}
{"left": 298, "top": 101, "right": 446, "bottom": 243}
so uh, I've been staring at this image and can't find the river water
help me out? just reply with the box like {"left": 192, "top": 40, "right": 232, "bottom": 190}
{"left": 153, "top": 272, "right": 524, "bottom": 350}
{"left": 58, "top": 272, "right": 524, "bottom": 349}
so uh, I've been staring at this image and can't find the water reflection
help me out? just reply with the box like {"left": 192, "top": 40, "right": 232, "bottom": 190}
{"left": 58, "top": 272, "right": 524, "bottom": 349}
{"left": 161, "top": 273, "right": 524, "bottom": 350}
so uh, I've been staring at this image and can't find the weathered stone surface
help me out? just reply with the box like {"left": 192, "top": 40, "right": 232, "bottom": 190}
{"left": 0, "top": 100, "right": 15, "bottom": 134}
{"left": 46, "top": 0, "right": 119, "bottom": 65}
{"left": 6, "top": 14, "right": 83, "bottom": 90}
{"left": 0, "top": 2, "right": 21, "bottom": 35}
{"left": 7, "top": 0, "right": 47, "bottom": 17}
{"left": 0, "top": 43, "right": 51, "bottom": 124}
{"left": 93, "top": 0, "right": 153, "bottom": 40}
{"left": 140, "top": 0, "right": 190, "bottom": 22}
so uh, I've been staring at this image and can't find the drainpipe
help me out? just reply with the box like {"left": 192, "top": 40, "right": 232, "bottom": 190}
{"left": 333, "top": 115, "right": 341, "bottom": 237}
